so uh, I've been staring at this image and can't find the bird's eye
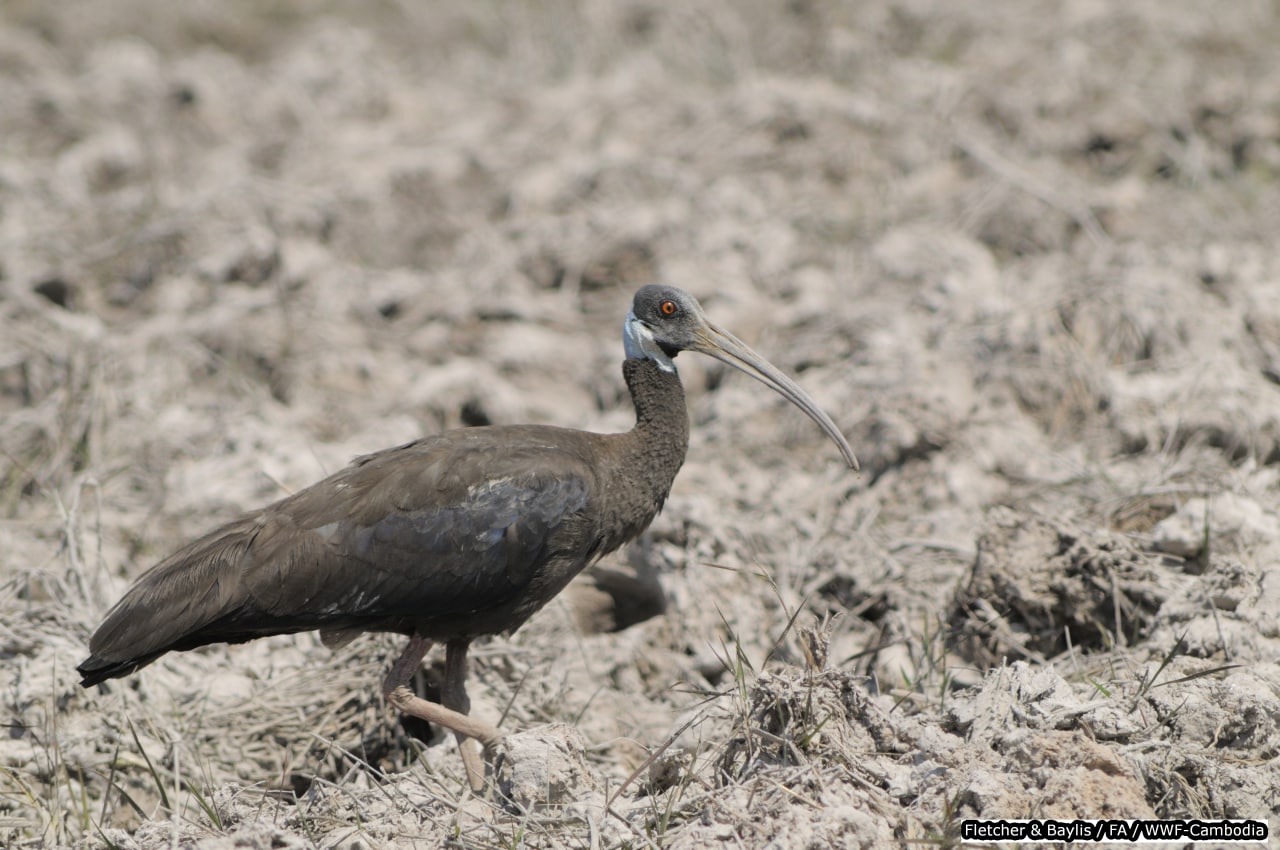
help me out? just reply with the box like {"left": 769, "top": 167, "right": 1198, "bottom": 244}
{"left": 660, "top": 300, "right": 677, "bottom": 316}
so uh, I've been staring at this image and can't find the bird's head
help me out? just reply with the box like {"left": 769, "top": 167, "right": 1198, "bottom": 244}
{"left": 623, "top": 284, "right": 858, "bottom": 470}
{"left": 623, "top": 285, "right": 708, "bottom": 371}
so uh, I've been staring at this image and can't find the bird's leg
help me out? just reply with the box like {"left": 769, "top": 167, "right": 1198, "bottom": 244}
{"left": 442, "top": 639, "right": 501, "bottom": 792}
{"left": 382, "top": 634, "right": 433, "bottom": 697}
{"left": 382, "top": 634, "right": 503, "bottom": 792}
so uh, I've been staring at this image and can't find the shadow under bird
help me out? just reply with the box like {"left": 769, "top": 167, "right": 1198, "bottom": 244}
{"left": 79, "top": 284, "right": 858, "bottom": 791}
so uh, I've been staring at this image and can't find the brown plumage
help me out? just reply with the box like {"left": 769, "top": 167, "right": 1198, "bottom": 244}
{"left": 79, "top": 284, "right": 857, "bottom": 791}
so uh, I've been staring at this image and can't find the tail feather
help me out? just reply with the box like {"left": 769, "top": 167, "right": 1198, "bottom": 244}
{"left": 77, "top": 507, "right": 398, "bottom": 687}
{"left": 77, "top": 654, "right": 158, "bottom": 687}
{"left": 79, "top": 514, "right": 266, "bottom": 687}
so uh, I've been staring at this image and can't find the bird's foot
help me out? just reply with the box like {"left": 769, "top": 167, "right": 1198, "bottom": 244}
{"left": 457, "top": 728, "right": 506, "bottom": 794}
{"left": 480, "top": 732, "right": 505, "bottom": 757}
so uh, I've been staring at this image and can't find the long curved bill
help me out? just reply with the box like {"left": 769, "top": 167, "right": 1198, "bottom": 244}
{"left": 690, "top": 321, "right": 859, "bottom": 471}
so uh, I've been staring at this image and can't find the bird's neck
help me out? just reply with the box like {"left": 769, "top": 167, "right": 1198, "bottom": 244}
{"left": 596, "top": 359, "right": 690, "bottom": 548}
{"left": 625, "top": 357, "right": 689, "bottom": 444}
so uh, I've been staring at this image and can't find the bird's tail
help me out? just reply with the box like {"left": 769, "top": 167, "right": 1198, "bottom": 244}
{"left": 77, "top": 514, "right": 265, "bottom": 687}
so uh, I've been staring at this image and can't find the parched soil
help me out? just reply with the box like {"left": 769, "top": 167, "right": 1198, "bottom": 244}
{"left": 2, "top": 1, "right": 1279, "bottom": 847}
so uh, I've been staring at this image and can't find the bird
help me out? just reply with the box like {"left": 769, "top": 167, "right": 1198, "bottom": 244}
{"left": 78, "top": 284, "right": 858, "bottom": 791}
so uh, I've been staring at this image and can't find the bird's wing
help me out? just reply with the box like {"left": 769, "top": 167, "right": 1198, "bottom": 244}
{"left": 80, "top": 429, "right": 596, "bottom": 682}
{"left": 246, "top": 440, "right": 594, "bottom": 624}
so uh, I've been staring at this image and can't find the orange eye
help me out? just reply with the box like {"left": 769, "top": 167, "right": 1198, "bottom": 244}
{"left": 660, "top": 300, "right": 677, "bottom": 316}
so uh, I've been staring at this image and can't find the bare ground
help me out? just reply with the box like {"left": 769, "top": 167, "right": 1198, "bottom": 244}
{"left": 2, "top": 1, "right": 1279, "bottom": 847}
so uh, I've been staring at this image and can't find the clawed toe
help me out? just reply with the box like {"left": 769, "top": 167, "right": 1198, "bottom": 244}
{"left": 481, "top": 732, "right": 505, "bottom": 760}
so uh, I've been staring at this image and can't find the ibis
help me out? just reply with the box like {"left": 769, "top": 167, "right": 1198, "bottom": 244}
{"left": 79, "top": 284, "right": 857, "bottom": 791}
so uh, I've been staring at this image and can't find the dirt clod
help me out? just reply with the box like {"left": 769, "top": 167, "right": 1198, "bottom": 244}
{"left": 496, "top": 724, "right": 600, "bottom": 812}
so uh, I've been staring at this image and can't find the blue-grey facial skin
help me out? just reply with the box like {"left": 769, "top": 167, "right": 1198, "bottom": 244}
{"left": 623, "top": 309, "right": 678, "bottom": 374}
